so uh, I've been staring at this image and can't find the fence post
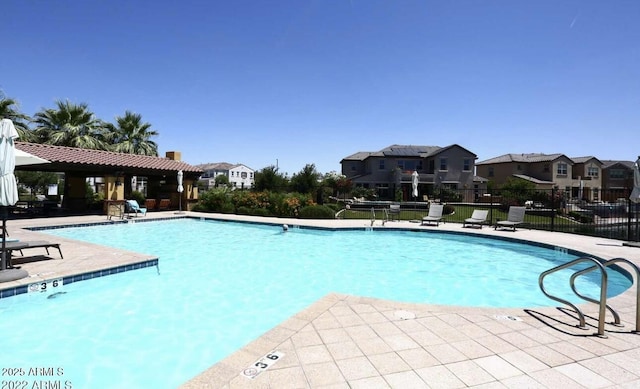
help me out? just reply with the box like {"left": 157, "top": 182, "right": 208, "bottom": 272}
{"left": 551, "top": 187, "right": 556, "bottom": 232}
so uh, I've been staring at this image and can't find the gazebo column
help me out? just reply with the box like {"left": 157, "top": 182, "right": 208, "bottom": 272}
{"left": 63, "top": 173, "right": 89, "bottom": 212}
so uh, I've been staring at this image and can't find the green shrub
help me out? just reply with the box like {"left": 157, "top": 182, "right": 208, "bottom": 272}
{"left": 443, "top": 204, "right": 455, "bottom": 215}
{"left": 220, "top": 203, "right": 236, "bottom": 214}
{"left": 130, "top": 190, "right": 145, "bottom": 205}
{"left": 249, "top": 208, "right": 271, "bottom": 217}
{"left": 198, "top": 188, "right": 232, "bottom": 212}
{"left": 298, "top": 205, "right": 335, "bottom": 219}
{"left": 236, "top": 206, "right": 251, "bottom": 215}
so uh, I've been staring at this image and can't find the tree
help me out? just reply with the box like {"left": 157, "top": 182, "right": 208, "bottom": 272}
{"left": 33, "top": 100, "right": 108, "bottom": 149}
{"left": 215, "top": 174, "right": 230, "bottom": 188}
{"left": 253, "top": 165, "right": 288, "bottom": 192}
{"left": 289, "top": 163, "right": 320, "bottom": 194}
{"left": 106, "top": 111, "right": 159, "bottom": 156}
{"left": 499, "top": 177, "right": 536, "bottom": 206}
{"left": 15, "top": 171, "right": 59, "bottom": 196}
{"left": 0, "top": 93, "right": 35, "bottom": 142}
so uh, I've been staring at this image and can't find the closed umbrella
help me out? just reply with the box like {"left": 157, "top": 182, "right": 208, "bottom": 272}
{"left": 176, "top": 170, "right": 184, "bottom": 214}
{"left": 631, "top": 156, "right": 640, "bottom": 204}
{"left": 412, "top": 170, "right": 419, "bottom": 199}
{"left": 0, "top": 119, "right": 27, "bottom": 281}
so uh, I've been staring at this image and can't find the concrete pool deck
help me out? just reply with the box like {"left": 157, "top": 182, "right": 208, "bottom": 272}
{"left": 2, "top": 212, "right": 640, "bottom": 388}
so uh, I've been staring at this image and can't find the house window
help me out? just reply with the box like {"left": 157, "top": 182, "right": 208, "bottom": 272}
{"left": 488, "top": 167, "right": 494, "bottom": 177}
{"left": 544, "top": 164, "right": 550, "bottom": 173}
{"left": 610, "top": 169, "right": 624, "bottom": 179}
{"left": 463, "top": 159, "right": 471, "bottom": 171}
{"left": 587, "top": 166, "right": 599, "bottom": 177}
{"left": 351, "top": 165, "right": 356, "bottom": 171}
{"left": 593, "top": 188, "right": 599, "bottom": 201}
{"left": 517, "top": 164, "right": 522, "bottom": 171}
{"left": 557, "top": 163, "right": 567, "bottom": 175}
{"left": 397, "top": 161, "right": 404, "bottom": 170}
{"left": 379, "top": 160, "right": 385, "bottom": 170}
{"left": 439, "top": 158, "right": 448, "bottom": 171}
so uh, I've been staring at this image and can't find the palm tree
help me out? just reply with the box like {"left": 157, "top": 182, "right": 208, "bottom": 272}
{"left": 33, "top": 100, "right": 108, "bottom": 149}
{"left": 0, "top": 94, "right": 36, "bottom": 142}
{"left": 107, "top": 111, "right": 158, "bottom": 156}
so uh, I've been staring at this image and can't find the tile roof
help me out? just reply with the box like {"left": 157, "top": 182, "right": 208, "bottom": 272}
{"left": 196, "top": 162, "right": 236, "bottom": 171}
{"left": 601, "top": 160, "right": 634, "bottom": 169}
{"left": 15, "top": 142, "right": 202, "bottom": 174}
{"left": 571, "top": 156, "right": 601, "bottom": 164}
{"left": 476, "top": 153, "right": 567, "bottom": 165}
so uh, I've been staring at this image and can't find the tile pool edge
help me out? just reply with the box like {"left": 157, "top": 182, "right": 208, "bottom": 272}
{"left": 0, "top": 259, "right": 159, "bottom": 299}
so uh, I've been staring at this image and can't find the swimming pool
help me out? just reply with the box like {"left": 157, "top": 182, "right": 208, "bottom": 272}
{"left": 0, "top": 218, "right": 632, "bottom": 388}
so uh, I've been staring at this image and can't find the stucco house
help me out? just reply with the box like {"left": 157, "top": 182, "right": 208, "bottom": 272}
{"left": 476, "top": 153, "right": 603, "bottom": 201}
{"left": 340, "top": 144, "right": 477, "bottom": 201}
{"left": 196, "top": 162, "right": 255, "bottom": 189}
{"left": 601, "top": 160, "right": 635, "bottom": 202}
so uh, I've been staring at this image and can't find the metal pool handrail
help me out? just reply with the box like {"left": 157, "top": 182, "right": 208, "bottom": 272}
{"left": 570, "top": 257, "right": 640, "bottom": 333}
{"left": 539, "top": 256, "right": 608, "bottom": 337}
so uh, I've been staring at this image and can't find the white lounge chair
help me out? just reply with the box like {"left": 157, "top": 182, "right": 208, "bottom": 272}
{"left": 495, "top": 206, "right": 526, "bottom": 231}
{"left": 463, "top": 209, "right": 489, "bottom": 228}
{"left": 421, "top": 204, "right": 444, "bottom": 226}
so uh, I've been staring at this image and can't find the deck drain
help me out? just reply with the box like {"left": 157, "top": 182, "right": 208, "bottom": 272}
{"left": 241, "top": 350, "right": 284, "bottom": 380}
{"left": 493, "top": 314, "right": 523, "bottom": 322}
{"left": 394, "top": 310, "right": 416, "bottom": 320}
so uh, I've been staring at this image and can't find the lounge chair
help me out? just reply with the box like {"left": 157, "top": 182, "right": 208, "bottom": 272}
{"left": 421, "top": 204, "right": 444, "bottom": 226}
{"left": 495, "top": 206, "right": 526, "bottom": 231}
{"left": 126, "top": 200, "right": 147, "bottom": 217}
{"left": 3, "top": 240, "right": 63, "bottom": 268}
{"left": 388, "top": 204, "right": 400, "bottom": 221}
{"left": 463, "top": 209, "right": 489, "bottom": 228}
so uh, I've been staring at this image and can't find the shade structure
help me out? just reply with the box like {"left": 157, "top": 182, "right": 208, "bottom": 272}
{"left": 411, "top": 170, "right": 419, "bottom": 198}
{"left": 15, "top": 148, "right": 50, "bottom": 167}
{"left": 0, "top": 119, "right": 27, "bottom": 280}
{"left": 631, "top": 157, "right": 640, "bottom": 204}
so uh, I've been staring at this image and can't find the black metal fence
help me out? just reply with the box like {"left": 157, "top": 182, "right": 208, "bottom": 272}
{"left": 337, "top": 188, "right": 640, "bottom": 242}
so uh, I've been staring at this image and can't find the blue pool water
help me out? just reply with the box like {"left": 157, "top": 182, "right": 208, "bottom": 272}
{"left": 0, "top": 218, "right": 632, "bottom": 388}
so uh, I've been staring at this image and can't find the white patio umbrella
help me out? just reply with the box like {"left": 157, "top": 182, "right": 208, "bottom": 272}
{"left": 0, "top": 119, "right": 27, "bottom": 280}
{"left": 412, "top": 170, "right": 419, "bottom": 199}
{"left": 176, "top": 170, "right": 184, "bottom": 213}
{"left": 631, "top": 156, "right": 640, "bottom": 204}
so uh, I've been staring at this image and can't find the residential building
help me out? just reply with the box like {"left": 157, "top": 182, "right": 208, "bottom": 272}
{"left": 196, "top": 162, "right": 255, "bottom": 189}
{"left": 340, "top": 144, "right": 477, "bottom": 201}
{"left": 601, "top": 160, "right": 635, "bottom": 202}
{"left": 475, "top": 153, "right": 603, "bottom": 201}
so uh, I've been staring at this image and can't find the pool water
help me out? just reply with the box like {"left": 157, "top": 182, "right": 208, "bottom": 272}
{"left": 0, "top": 219, "right": 632, "bottom": 388}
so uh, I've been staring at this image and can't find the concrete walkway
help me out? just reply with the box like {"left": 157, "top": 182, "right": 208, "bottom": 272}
{"left": 2, "top": 213, "right": 640, "bottom": 388}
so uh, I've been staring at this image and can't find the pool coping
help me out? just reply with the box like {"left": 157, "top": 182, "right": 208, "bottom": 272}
{"left": 3, "top": 212, "right": 640, "bottom": 388}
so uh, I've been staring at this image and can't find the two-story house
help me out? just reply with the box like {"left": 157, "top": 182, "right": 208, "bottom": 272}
{"left": 196, "top": 162, "right": 255, "bottom": 189}
{"left": 476, "top": 153, "right": 603, "bottom": 201}
{"left": 601, "top": 160, "right": 635, "bottom": 202}
{"left": 340, "top": 144, "right": 477, "bottom": 201}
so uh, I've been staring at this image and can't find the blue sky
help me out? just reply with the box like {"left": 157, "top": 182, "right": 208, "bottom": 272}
{"left": 1, "top": 1, "right": 638, "bottom": 176}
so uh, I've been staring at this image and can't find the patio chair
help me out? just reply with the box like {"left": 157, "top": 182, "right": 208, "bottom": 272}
{"left": 495, "top": 206, "right": 526, "bottom": 231}
{"left": 421, "top": 204, "right": 444, "bottom": 226}
{"left": 463, "top": 209, "right": 489, "bottom": 228}
{"left": 125, "top": 200, "right": 147, "bottom": 217}
{"left": 388, "top": 204, "right": 401, "bottom": 221}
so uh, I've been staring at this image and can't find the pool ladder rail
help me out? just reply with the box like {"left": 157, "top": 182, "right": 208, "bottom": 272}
{"left": 370, "top": 207, "right": 390, "bottom": 226}
{"left": 539, "top": 256, "right": 640, "bottom": 338}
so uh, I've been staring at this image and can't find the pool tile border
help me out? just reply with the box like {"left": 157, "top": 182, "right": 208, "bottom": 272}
{"left": 0, "top": 259, "right": 158, "bottom": 299}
